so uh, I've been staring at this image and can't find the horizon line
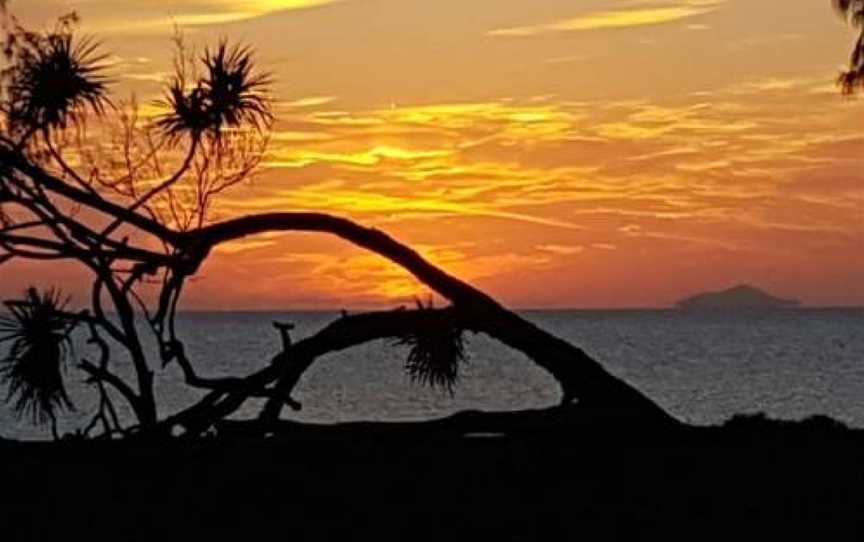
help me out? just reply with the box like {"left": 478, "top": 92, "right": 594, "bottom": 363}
{"left": 168, "top": 305, "right": 864, "bottom": 313}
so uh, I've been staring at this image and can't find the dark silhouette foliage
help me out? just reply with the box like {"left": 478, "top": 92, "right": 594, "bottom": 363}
{"left": 157, "top": 40, "right": 272, "bottom": 141}
{"left": 0, "top": 288, "right": 78, "bottom": 425}
{"left": 0, "top": 13, "right": 110, "bottom": 137}
{"left": 395, "top": 301, "right": 468, "bottom": 393}
{"left": 835, "top": 0, "right": 864, "bottom": 93}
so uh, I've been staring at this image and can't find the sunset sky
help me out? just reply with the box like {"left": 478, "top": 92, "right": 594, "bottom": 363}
{"left": 3, "top": 0, "right": 863, "bottom": 309}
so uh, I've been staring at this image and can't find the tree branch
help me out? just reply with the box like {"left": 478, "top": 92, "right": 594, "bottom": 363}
{"left": 183, "top": 213, "right": 498, "bottom": 303}
{"left": 178, "top": 212, "right": 674, "bottom": 426}
{"left": 166, "top": 306, "right": 677, "bottom": 436}
{"left": 78, "top": 360, "right": 141, "bottom": 418}
{"left": 100, "top": 135, "right": 199, "bottom": 239}
{"left": 1, "top": 145, "right": 179, "bottom": 243}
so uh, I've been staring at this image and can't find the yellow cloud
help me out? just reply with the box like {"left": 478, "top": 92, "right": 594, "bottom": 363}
{"left": 82, "top": 0, "right": 340, "bottom": 32}
{"left": 675, "top": 160, "right": 731, "bottom": 172}
{"left": 173, "top": 0, "right": 341, "bottom": 23}
{"left": 265, "top": 145, "right": 454, "bottom": 168}
{"left": 489, "top": 2, "right": 722, "bottom": 37}
{"left": 595, "top": 122, "right": 674, "bottom": 140}
{"left": 221, "top": 179, "right": 584, "bottom": 230}
{"left": 281, "top": 96, "right": 338, "bottom": 109}
{"left": 536, "top": 244, "right": 586, "bottom": 255}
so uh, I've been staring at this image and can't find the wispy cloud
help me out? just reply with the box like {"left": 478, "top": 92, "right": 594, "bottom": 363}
{"left": 488, "top": 1, "right": 723, "bottom": 37}
{"left": 543, "top": 55, "right": 591, "bottom": 65}
{"left": 280, "top": 96, "right": 338, "bottom": 109}
{"left": 78, "top": 0, "right": 341, "bottom": 32}
{"left": 536, "top": 244, "right": 586, "bottom": 255}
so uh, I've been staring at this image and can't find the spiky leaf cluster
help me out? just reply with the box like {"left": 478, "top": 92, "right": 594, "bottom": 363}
{"left": 835, "top": 0, "right": 864, "bottom": 93}
{"left": 1, "top": 13, "right": 110, "bottom": 137}
{"left": 157, "top": 41, "right": 272, "bottom": 142}
{"left": 394, "top": 305, "right": 468, "bottom": 394}
{"left": 0, "top": 287, "right": 78, "bottom": 425}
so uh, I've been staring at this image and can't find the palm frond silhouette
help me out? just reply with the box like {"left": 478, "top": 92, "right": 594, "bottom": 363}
{"left": 1, "top": 14, "right": 110, "bottom": 136}
{"left": 395, "top": 300, "right": 468, "bottom": 394}
{"left": 834, "top": 0, "right": 864, "bottom": 93}
{"left": 157, "top": 40, "right": 272, "bottom": 141}
{"left": 0, "top": 288, "right": 78, "bottom": 425}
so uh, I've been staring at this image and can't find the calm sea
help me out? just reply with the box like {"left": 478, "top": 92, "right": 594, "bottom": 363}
{"left": 1, "top": 309, "right": 862, "bottom": 440}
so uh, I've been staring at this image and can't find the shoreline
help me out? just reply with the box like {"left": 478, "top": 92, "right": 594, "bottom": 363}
{"left": 2, "top": 407, "right": 863, "bottom": 540}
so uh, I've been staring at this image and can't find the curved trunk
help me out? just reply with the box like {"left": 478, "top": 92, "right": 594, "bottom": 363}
{"left": 178, "top": 213, "right": 676, "bottom": 427}
{"left": 166, "top": 308, "right": 676, "bottom": 436}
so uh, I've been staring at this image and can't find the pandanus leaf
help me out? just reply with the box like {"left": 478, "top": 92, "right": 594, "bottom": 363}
{"left": 157, "top": 40, "right": 272, "bottom": 141}
{"left": 834, "top": 0, "right": 864, "bottom": 93}
{"left": 394, "top": 301, "right": 468, "bottom": 394}
{"left": 1, "top": 16, "right": 110, "bottom": 136}
{"left": 0, "top": 288, "right": 78, "bottom": 425}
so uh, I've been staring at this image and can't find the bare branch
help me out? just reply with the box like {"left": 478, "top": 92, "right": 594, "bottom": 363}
{"left": 100, "top": 135, "right": 199, "bottom": 238}
{"left": 1, "top": 145, "right": 179, "bottom": 242}
{"left": 81, "top": 319, "right": 124, "bottom": 437}
{"left": 78, "top": 360, "right": 141, "bottom": 416}
{"left": 43, "top": 131, "right": 99, "bottom": 195}
{"left": 0, "top": 232, "right": 79, "bottom": 258}
{"left": 90, "top": 276, "right": 126, "bottom": 344}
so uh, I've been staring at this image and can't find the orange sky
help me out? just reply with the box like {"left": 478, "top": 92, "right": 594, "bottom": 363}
{"left": 3, "top": 0, "right": 863, "bottom": 309}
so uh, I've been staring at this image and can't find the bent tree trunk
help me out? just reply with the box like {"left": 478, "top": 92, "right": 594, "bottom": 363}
{"left": 2, "top": 115, "right": 677, "bottom": 436}
{"left": 166, "top": 213, "right": 677, "bottom": 432}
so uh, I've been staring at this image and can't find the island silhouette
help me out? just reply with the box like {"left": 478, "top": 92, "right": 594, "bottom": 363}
{"left": 677, "top": 284, "right": 801, "bottom": 311}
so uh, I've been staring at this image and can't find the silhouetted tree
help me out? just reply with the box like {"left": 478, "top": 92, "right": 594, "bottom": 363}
{"left": 0, "top": 5, "right": 674, "bottom": 440}
{"left": 835, "top": 0, "right": 864, "bottom": 93}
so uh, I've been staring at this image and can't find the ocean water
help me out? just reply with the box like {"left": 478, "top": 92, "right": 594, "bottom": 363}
{"left": 1, "top": 309, "right": 862, "bottom": 440}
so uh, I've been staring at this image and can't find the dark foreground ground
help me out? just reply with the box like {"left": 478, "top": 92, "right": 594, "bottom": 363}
{"left": 2, "top": 406, "right": 864, "bottom": 541}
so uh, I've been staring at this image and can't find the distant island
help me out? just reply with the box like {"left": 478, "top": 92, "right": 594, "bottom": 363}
{"left": 676, "top": 284, "right": 801, "bottom": 310}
